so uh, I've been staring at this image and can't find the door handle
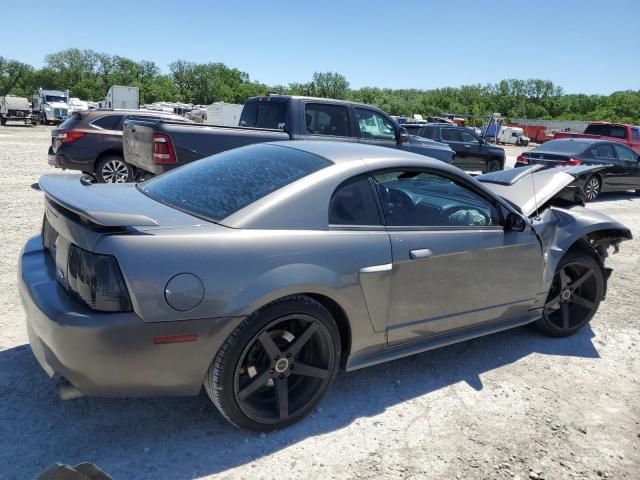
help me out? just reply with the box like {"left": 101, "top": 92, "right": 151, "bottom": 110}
{"left": 410, "top": 248, "right": 433, "bottom": 260}
{"left": 464, "top": 144, "right": 471, "bottom": 148}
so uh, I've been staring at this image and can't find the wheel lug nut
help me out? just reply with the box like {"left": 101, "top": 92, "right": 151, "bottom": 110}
{"left": 289, "top": 364, "right": 294, "bottom": 369}
{"left": 274, "top": 355, "right": 279, "bottom": 360}
{"left": 270, "top": 369, "right": 274, "bottom": 374}
{"left": 279, "top": 374, "right": 284, "bottom": 379}
{"left": 286, "top": 353, "right": 291, "bottom": 358}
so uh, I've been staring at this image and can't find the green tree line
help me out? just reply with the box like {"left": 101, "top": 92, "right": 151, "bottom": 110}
{"left": 1, "top": 48, "right": 638, "bottom": 123}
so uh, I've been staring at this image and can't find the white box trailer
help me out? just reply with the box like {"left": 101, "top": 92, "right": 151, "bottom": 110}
{"left": 0, "top": 95, "right": 32, "bottom": 126}
{"left": 106, "top": 86, "right": 140, "bottom": 110}
{"left": 205, "top": 103, "right": 243, "bottom": 126}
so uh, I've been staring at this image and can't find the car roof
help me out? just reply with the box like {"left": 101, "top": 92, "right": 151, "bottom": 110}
{"left": 545, "top": 138, "right": 616, "bottom": 146}
{"left": 269, "top": 140, "right": 451, "bottom": 168}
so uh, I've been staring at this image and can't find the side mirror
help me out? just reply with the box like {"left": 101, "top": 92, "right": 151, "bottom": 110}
{"left": 505, "top": 212, "right": 526, "bottom": 232}
{"left": 397, "top": 127, "right": 410, "bottom": 143}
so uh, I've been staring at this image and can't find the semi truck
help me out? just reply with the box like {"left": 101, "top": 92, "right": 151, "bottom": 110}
{"left": 0, "top": 95, "right": 32, "bottom": 126}
{"left": 105, "top": 86, "right": 140, "bottom": 110}
{"left": 32, "top": 88, "right": 70, "bottom": 125}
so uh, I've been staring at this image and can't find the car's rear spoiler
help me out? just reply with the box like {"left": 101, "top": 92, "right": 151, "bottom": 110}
{"left": 39, "top": 175, "right": 159, "bottom": 227}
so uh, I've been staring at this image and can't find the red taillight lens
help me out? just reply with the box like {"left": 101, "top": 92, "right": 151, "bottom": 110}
{"left": 152, "top": 133, "right": 177, "bottom": 164}
{"left": 516, "top": 154, "right": 529, "bottom": 164}
{"left": 57, "top": 130, "right": 87, "bottom": 143}
{"left": 565, "top": 158, "right": 583, "bottom": 166}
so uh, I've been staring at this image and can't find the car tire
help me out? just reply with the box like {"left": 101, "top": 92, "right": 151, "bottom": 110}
{"left": 204, "top": 295, "right": 341, "bottom": 431}
{"left": 1, "top": 117, "right": 6, "bottom": 126}
{"left": 583, "top": 175, "right": 601, "bottom": 202}
{"left": 95, "top": 155, "right": 134, "bottom": 183}
{"left": 484, "top": 158, "right": 502, "bottom": 173}
{"left": 534, "top": 250, "right": 604, "bottom": 337}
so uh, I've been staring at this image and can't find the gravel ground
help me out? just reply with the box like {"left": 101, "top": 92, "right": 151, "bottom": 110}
{"left": 0, "top": 126, "right": 638, "bottom": 480}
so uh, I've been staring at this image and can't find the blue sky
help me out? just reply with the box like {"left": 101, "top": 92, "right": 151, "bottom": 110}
{"left": 3, "top": 0, "right": 639, "bottom": 94}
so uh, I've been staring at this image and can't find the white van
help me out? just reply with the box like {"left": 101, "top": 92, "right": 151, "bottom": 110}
{"left": 498, "top": 126, "right": 530, "bottom": 146}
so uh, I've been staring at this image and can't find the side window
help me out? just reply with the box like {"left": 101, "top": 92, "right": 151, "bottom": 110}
{"left": 329, "top": 177, "right": 381, "bottom": 226}
{"left": 632, "top": 128, "right": 640, "bottom": 141}
{"left": 460, "top": 130, "right": 480, "bottom": 143}
{"left": 421, "top": 126, "right": 436, "bottom": 139}
{"left": 372, "top": 171, "right": 500, "bottom": 228}
{"left": 92, "top": 115, "right": 123, "bottom": 130}
{"left": 305, "top": 104, "right": 351, "bottom": 137}
{"left": 355, "top": 108, "right": 396, "bottom": 140}
{"left": 608, "top": 126, "right": 626, "bottom": 139}
{"left": 613, "top": 144, "right": 636, "bottom": 162}
{"left": 441, "top": 128, "right": 462, "bottom": 142}
{"left": 591, "top": 144, "right": 616, "bottom": 160}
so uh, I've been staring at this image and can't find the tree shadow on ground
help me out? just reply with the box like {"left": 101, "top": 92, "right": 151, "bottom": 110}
{"left": 0, "top": 325, "right": 599, "bottom": 479}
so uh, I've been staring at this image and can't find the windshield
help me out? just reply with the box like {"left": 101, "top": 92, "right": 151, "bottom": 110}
{"left": 137, "top": 144, "right": 331, "bottom": 222}
{"left": 45, "top": 95, "right": 67, "bottom": 103}
{"left": 532, "top": 140, "right": 588, "bottom": 155}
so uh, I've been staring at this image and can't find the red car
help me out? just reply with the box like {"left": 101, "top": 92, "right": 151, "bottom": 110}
{"left": 553, "top": 122, "right": 640, "bottom": 154}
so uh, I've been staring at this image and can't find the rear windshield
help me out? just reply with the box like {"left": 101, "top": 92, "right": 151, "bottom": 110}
{"left": 59, "top": 113, "right": 82, "bottom": 129}
{"left": 584, "top": 124, "right": 626, "bottom": 139}
{"left": 239, "top": 101, "right": 287, "bottom": 130}
{"left": 533, "top": 140, "right": 588, "bottom": 155}
{"left": 138, "top": 144, "right": 331, "bottom": 222}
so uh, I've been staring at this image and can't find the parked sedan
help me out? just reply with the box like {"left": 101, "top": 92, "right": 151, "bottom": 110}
{"left": 21, "top": 141, "right": 630, "bottom": 431}
{"left": 515, "top": 139, "right": 640, "bottom": 201}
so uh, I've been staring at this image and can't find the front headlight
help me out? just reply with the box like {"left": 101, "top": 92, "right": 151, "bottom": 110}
{"left": 44, "top": 106, "right": 52, "bottom": 112}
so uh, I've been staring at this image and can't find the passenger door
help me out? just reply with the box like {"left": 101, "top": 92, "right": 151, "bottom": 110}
{"left": 612, "top": 144, "right": 640, "bottom": 190}
{"left": 440, "top": 127, "right": 480, "bottom": 171}
{"left": 589, "top": 143, "right": 624, "bottom": 191}
{"left": 300, "top": 103, "right": 358, "bottom": 143}
{"left": 371, "top": 170, "right": 543, "bottom": 345}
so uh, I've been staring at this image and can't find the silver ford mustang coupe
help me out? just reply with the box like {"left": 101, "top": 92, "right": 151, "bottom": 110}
{"left": 20, "top": 141, "right": 631, "bottom": 431}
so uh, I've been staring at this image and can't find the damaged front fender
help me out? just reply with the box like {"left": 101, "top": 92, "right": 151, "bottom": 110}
{"left": 531, "top": 206, "right": 632, "bottom": 308}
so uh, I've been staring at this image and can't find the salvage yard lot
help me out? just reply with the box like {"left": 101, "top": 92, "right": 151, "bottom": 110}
{"left": 0, "top": 126, "right": 638, "bottom": 479}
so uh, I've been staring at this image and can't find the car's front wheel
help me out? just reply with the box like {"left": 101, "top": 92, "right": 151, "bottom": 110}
{"left": 95, "top": 155, "right": 133, "bottom": 183}
{"left": 205, "top": 296, "right": 341, "bottom": 431}
{"left": 535, "top": 250, "right": 604, "bottom": 337}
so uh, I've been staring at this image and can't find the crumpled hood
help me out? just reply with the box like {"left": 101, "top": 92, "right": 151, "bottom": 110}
{"left": 477, "top": 165, "right": 605, "bottom": 216}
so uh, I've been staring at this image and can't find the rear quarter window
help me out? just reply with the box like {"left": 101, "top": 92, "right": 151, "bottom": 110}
{"left": 58, "top": 113, "right": 82, "bottom": 129}
{"left": 239, "top": 101, "right": 287, "bottom": 130}
{"left": 138, "top": 144, "right": 331, "bottom": 222}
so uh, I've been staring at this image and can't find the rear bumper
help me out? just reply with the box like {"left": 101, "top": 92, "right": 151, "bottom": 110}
{"left": 19, "top": 235, "right": 243, "bottom": 397}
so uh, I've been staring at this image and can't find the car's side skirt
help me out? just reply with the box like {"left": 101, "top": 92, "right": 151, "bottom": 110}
{"left": 345, "top": 310, "right": 541, "bottom": 371}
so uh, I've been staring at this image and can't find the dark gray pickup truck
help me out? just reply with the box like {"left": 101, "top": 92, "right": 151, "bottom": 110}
{"left": 123, "top": 95, "right": 455, "bottom": 177}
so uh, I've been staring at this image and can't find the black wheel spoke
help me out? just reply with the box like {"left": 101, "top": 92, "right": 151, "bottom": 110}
{"left": 561, "top": 302, "right": 570, "bottom": 329}
{"left": 259, "top": 332, "right": 282, "bottom": 359}
{"left": 293, "top": 362, "right": 329, "bottom": 379}
{"left": 545, "top": 294, "right": 561, "bottom": 309}
{"left": 275, "top": 378, "right": 288, "bottom": 420}
{"left": 285, "top": 323, "right": 318, "bottom": 357}
{"left": 559, "top": 269, "right": 570, "bottom": 289}
{"left": 571, "top": 294, "right": 595, "bottom": 310}
{"left": 238, "top": 370, "right": 270, "bottom": 401}
{"left": 569, "top": 269, "right": 593, "bottom": 290}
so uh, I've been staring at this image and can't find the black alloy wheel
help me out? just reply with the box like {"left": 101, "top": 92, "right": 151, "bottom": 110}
{"left": 205, "top": 296, "right": 340, "bottom": 431}
{"left": 95, "top": 155, "right": 133, "bottom": 183}
{"left": 584, "top": 175, "right": 601, "bottom": 202}
{"left": 535, "top": 250, "right": 603, "bottom": 337}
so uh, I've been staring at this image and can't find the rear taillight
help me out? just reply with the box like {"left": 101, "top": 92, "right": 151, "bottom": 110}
{"left": 57, "top": 130, "right": 86, "bottom": 143}
{"left": 67, "top": 244, "right": 132, "bottom": 312}
{"left": 562, "top": 158, "right": 583, "bottom": 166}
{"left": 516, "top": 154, "right": 529, "bottom": 164}
{"left": 152, "top": 133, "right": 177, "bottom": 164}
